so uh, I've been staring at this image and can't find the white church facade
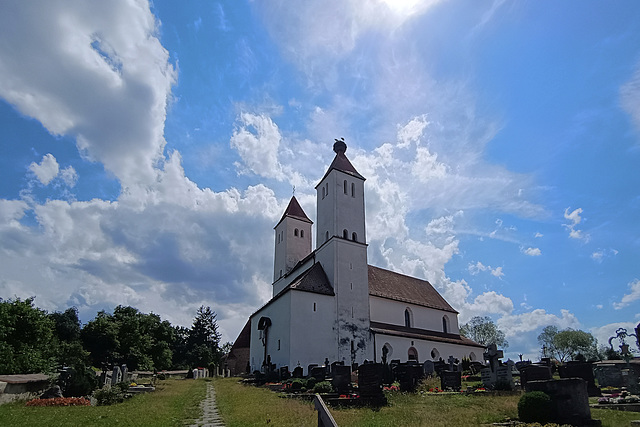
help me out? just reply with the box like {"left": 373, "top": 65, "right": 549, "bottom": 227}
{"left": 239, "top": 140, "right": 483, "bottom": 375}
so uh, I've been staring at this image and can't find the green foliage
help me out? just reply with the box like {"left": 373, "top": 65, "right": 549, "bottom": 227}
{"left": 537, "top": 326, "right": 599, "bottom": 362}
{"left": 304, "top": 376, "right": 317, "bottom": 389}
{"left": 517, "top": 391, "right": 552, "bottom": 423}
{"left": 93, "top": 382, "right": 131, "bottom": 406}
{"left": 0, "top": 297, "right": 56, "bottom": 374}
{"left": 313, "top": 380, "right": 334, "bottom": 393}
{"left": 289, "top": 378, "right": 305, "bottom": 391}
{"left": 460, "top": 316, "right": 508, "bottom": 349}
{"left": 61, "top": 365, "right": 99, "bottom": 397}
{"left": 187, "top": 306, "right": 222, "bottom": 368}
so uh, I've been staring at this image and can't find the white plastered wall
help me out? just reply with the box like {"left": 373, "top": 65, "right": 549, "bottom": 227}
{"left": 369, "top": 296, "right": 460, "bottom": 334}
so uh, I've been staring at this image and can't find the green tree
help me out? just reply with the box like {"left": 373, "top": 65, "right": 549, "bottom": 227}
{"left": 0, "top": 297, "right": 56, "bottom": 374}
{"left": 81, "top": 310, "right": 120, "bottom": 368}
{"left": 460, "top": 316, "right": 508, "bottom": 349}
{"left": 537, "top": 325, "right": 559, "bottom": 358}
{"left": 187, "top": 306, "right": 222, "bottom": 368}
{"left": 537, "top": 326, "right": 599, "bottom": 362}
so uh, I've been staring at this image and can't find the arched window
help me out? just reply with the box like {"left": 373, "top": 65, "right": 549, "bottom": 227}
{"left": 344, "top": 180, "right": 348, "bottom": 194}
{"left": 404, "top": 308, "right": 412, "bottom": 328}
{"left": 469, "top": 352, "right": 477, "bottom": 362}
{"left": 408, "top": 347, "right": 418, "bottom": 361}
{"left": 442, "top": 315, "right": 449, "bottom": 334}
{"left": 352, "top": 232, "right": 357, "bottom": 242}
{"left": 431, "top": 348, "right": 440, "bottom": 360}
{"left": 351, "top": 182, "right": 355, "bottom": 197}
{"left": 300, "top": 230, "right": 304, "bottom": 238}
{"left": 294, "top": 229, "right": 299, "bottom": 237}
{"left": 343, "top": 229, "right": 348, "bottom": 239}
{"left": 325, "top": 231, "right": 329, "bottom": 242}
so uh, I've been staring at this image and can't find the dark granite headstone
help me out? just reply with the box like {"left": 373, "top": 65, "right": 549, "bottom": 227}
{"left": 520, "top": 364, "right": 552, "bottom": 389}
{"left": 292, "top": 366, "right": 303, "bottom": 378}
{"left": 395, "top": 362, "right": 424, "bottom": 392}
{"left": 526, "top": 378, "right": 596, "bottom": 426}
{"left": 558, "top": 362, "right": 600, "bottom": 396}
{"left": 331, "top": 365, "right": 351, "bottom": 394}
{"left": 279, "top": 366, "right": 290, "bottom": 381}
{"left": 311, "top": 366, "right": 327, "bottom": 382}
{"left": 440, "top": 370, "right": 462, "bottom": 391}
{"left": 358, "top": 363, "right": 384, "bottom": 400}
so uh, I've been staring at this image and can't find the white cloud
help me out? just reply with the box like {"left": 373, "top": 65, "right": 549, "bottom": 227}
{"left": 614, "top": 279, "right": 640, "bottom": 310}
{"left": 590, "top": 322, "right": 640, "bottom": 352}
{"left": 468, "top": 261, "right": 504, "bottom": 278}
{"left": 0, "top": 0, "right": 177, "bottom": 187}
{"left": 534, "top": 232, "right": 543, "bottom": 238}
{"left": 60, "top": 166, "right": 78, "bottom": 188}
{"left": 231, "top": 112, "right": 286, "bottom": 180}
{"left": 591, "top": 248, "right": 618, "bottom": 263}
{"left": 522, "top": 247, "right": 541, "bottom": 256}
{"left": 29, "top": 154, "right": 59, "bottom": 185}
{"left": 563, "top": 207, "right": 590, "bottom": 241}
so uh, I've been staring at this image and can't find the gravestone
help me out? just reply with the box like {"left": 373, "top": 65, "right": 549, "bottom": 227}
{"left": 622, "top": 368, "right": 640, "bottom": 394}
{"left": 447, "top": 356, "right": 459, "bottom": 372}
{"left": 358, "top": 363, "right": 385, "bottom": 404}
{"left": 395, "top": 363, "right": 424, "bottom": 392}
{"left": 111, "top": 366, "right": 122, "bottom": 386}
{"left": 526, "top": 378, "right": 597, "bottom": 426}
{"left": 307, "top": 364, "right": 318, "bottom": 377}
{"left": 495, "top": 365, "right": 513, "bottom": 389}
{"left": 292, "top": 366, "right": 303, "bottom": 378}
{"left": 311, "top": 366, "right": 327, "bottom": 382}
{"left": 519, "top": 364, "right": 552, "bottom": 389}
{"left": 440, "top": 370, "right": 462, "bottom": 391}
{"left": 121, "top": 365, "right": 128, "bottom": 383}
{"left": 331, "top": 365, "right": 351, "bottom": 394}
{"left": 433, "top": 360, "right": 447, "bottom": 376}
{"left": 423, "top": 360, "right": 435, "bottom": 377}
{"left": 279, "top": 366, "right": 290, "bottom": 381}
{"left": 593, "top": 363, "right": 623, "bottom": 388}
{"left": 481, "top": 344, "right": 504, "bottom": 389}
{"left": 558, "top": 361, "right": 600, "bottom": 396}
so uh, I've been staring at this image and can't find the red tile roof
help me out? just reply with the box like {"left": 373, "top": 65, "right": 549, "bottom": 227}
{"left": 275, "top": 196, "right": 312, "bottom": 229}
{"left": 368, "top": 265, "right": 458, "bottom": 313}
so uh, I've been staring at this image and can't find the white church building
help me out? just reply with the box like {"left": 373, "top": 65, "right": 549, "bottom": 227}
{"left": 239, "top": 140, "right": 483, "bottom": 375}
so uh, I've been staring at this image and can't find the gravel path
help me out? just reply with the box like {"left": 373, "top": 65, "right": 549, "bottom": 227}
{"left": 188, "top": 381, "right": 225, "bottom": 427}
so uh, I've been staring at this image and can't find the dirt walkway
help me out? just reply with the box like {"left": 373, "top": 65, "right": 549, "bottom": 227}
{"left": 188, "top": 381, "right": 224, "bottom": 427}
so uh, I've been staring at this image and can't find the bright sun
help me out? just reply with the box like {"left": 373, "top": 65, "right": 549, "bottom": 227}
{"left": 380, "top": 0, "right": 431, "bottom": 15}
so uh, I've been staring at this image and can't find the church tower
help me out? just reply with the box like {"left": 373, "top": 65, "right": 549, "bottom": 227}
{"left": 273, "top": 196, "right": 313, "bottom": 283}
{"left": 315, "top": 139, "right": 373, "bottom": 365}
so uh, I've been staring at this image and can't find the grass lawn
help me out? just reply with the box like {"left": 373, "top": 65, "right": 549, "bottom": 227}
{"left": 214, "top": 378, "right": 640, "bottom": 427}
{"left": 214, "top": 377, "right": 520, "bottom": 426}
{"left": 0, "top": 378, "right": 207, "bottom": 427}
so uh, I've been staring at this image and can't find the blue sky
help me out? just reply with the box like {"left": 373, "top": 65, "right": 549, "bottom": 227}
{"left": 1, "top": 0, "right": 639, "bottom": 360}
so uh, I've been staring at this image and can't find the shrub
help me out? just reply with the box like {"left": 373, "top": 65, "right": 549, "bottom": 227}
{"left": 289, "top": 379, "right": 305, "bottom": 391}
{"left": 304, "top": 377, "right": 317, "bottom": 389}
{"left": 313, "top": 381, "right": 333, "bottom": 393}
{"left": 93, "top": 383, "right": 131, "bottom": 406}
{"left": 518, "top": 391, "right": 552, "bottom": 423}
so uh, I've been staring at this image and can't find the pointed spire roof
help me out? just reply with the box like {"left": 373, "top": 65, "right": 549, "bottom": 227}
{"left": 317, "top": 139, "right": 365, "bottom": 186}
{"left": 274, "top": 196, "right": 312, "bottom": 229}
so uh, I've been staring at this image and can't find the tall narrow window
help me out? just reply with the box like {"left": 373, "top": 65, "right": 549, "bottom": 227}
{"left": 351, "top": 182, "right": 355, "bottom": 197}
{"left": 442, "top": 315, "right": 449, "bottom": 334}
{"left": 325, "top": 231, "right": 329, "bottom": 242}
{"left": 322, "top": 187, "right": 325, "bottom": 199}
{"left": 300, "top": 230, "right": 304, "bottom": 238}
{"left": 278, "top": 339, "right": 281, "bottom": 351}
{"left": 313, "top": 302, "right": 316, "bottom": 312}
{"left": 343, "top": 229, "right": 348, "bottom": 239}
{"left": 294, "top": 229, "right": 299, "bottom": 236}
{"left": 352, "top": 232, "right": 357, "bottom": 242}
{"left": 404, "top": 308, "right": 412, "bottom": 328}
{"left": 344, "top": 180, "right": 348, "bottom": 194}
